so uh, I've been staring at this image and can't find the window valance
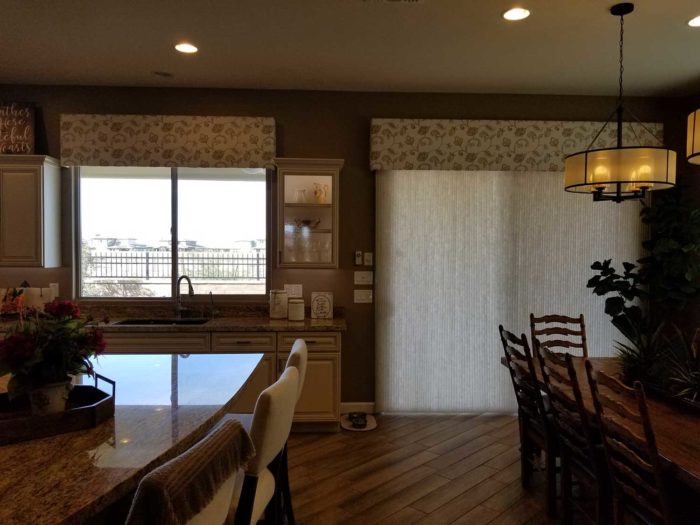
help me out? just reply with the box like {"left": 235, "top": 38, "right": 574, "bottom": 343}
{"left": 370, "top": 118, "right": 663, "bottom": 172}
{"left": 60, "top": 114, "right": 276, "bottom": 168}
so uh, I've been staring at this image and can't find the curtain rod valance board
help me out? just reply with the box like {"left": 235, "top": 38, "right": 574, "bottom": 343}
{"left": 370, "top": 118, "right": 664, "bottom": 172}
{"left": 61, "top": 114, "right": 276, "bottom": 168}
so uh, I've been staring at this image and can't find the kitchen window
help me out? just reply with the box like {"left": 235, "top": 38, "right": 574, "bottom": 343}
{"left": 76, "top": 166, "right": 268, "bottom": 298}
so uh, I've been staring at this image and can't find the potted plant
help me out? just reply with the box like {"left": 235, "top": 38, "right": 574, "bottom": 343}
{"left": 0, "top": 299, "right": 106, "bottom": 414}
{"left": 588, "top": 188, "right": 700, "bottom": 393}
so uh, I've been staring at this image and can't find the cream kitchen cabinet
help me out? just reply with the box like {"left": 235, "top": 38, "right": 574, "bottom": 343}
{"left": 100, "top": 327, "right": 342, "bottom": 429}
{"left": 275, "top": 158, "right": 343, "bottom": 268}
{"left": 277, "top": 332, "right": 341, "bottom": 428}
{"left": 0, "top": 155, "right": 61, "bottom": 267}
{"left": 211, "top": 333, "right": 276, "bottom": 413}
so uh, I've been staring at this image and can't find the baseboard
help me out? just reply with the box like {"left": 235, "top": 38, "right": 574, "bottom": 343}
{"left": 340, "top": 402, "right": 376, "bottom": 414}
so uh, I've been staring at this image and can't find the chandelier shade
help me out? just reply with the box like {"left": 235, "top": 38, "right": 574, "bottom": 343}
{"left": 565, "top": 147, "right": 676, "bottom": 199}
{"left": 563, "top": 3, "right": 677, "bottom": 202}
{"left": 688, "top": 109, "right": 700, "bottom": 165}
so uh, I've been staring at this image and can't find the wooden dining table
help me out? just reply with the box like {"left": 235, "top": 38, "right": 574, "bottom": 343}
{"left": 505, "top": 355, "right": 700, "bottom": 495}
{"left": 0, "top": 352, "right": 263, "bottom": 525}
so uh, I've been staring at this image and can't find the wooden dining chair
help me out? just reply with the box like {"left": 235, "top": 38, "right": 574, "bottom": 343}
{"left": 530, "top": 313, "right": 588, "bottom": 357}
{"left": 499, "top": 325, "right": 558, "bottom": 517}
{"left": 125, "top": 418, "right": 255, "bottom": 525}
{"left": 584, "top": 361, "right": 673, "bottom": 525}
{"left": 535, "top": 345, "right": 612, "bottom": 524}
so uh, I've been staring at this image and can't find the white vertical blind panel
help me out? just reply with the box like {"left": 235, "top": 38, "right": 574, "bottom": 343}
{"left": 376, "top": 170, "right": 644, "bottom": 412}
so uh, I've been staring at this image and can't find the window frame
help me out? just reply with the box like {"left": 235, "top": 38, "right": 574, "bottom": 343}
{"left": 72, "top": 166, "right": 271, "bottom": 302}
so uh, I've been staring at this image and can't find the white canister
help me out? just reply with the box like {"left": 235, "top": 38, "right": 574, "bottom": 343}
{"left": 269, "top": 290, "right": 288, "bottom": 319}
{"left": 288, "top": 298, "right": 305, "bottom": 321}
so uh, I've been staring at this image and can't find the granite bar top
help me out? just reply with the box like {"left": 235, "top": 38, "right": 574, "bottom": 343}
{"left": 1, "top": 315, "right": 347, "bottom": 334}
{"left": 0, "top": 353, "right": 262, "bottom": 525}
{"left": 97, "top": 315, "right": 347, "bottom": 333}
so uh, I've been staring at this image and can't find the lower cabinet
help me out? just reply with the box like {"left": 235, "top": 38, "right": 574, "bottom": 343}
{"left": 103, "top": 329, "right": 341, "bottom": 428}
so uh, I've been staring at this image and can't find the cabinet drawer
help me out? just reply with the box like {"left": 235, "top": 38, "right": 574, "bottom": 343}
{"left": 277, "top": 332, "right": 340, "bottom": 352}
{"left": 211, "top": 333, "right": 275, "bottom": 353}
{"left": 104, "top": 333, "right": 211, "bottom": 354}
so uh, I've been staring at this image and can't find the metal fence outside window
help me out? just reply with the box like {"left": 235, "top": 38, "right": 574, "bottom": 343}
{"left": 83, "top": 251, "right": 266, "bottom": 281}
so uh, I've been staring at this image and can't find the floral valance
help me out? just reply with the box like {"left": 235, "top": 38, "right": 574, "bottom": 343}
{"left": 60, "top": 114, "right": 276, "bottom": 168}
{"left": 370, "top": 118, "right": 664, "bottom": 172}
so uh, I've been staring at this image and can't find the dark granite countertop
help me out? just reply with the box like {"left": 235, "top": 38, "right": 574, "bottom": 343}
{"left": 97, "top": 315, "right": 347, "bottom": 333}
{"left": 0, "top": 353, "right": 263, "bottom": 525}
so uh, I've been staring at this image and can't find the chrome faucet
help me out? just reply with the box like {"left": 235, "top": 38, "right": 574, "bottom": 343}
{"left": 175, "top": 275, "right": 194, "bottom": 318}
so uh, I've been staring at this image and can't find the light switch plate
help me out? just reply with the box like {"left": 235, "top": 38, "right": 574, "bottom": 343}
{"left": 354, "top": 271, "right": 373, "bottom": 285}
{"left": 354, "top": 250, "right": 363, "bottom": 265}
{"left": 354, "top": 289, "right": 373, "bottom": 303}
{"left": 284, "top": 284, "right": 303, "bottom": 298}
{"left": 364, "top": 252, "right": 373, "bottom": 266}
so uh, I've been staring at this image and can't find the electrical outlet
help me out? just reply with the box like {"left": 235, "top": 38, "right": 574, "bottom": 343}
{"left": 354, "top": 289, "right": 373, "bottom": 303}
{"left": 354, "top": 250, "right": 363, "bottom": 265}
{"left": 354, "top": 271, "right": 373, "bottom": 285}
{"left": 364, "top": 252, "right": 373, "bottom": 266}
{"left": 284, "top": 284, "right": 303, "bottom": 298}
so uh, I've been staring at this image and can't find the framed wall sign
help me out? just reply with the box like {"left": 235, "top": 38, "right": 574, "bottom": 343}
{"left": 0, "top": 102, "right": 34, "bottom": 154}
{"left": 311, "top": 292, "right": 333, "bottom": 319}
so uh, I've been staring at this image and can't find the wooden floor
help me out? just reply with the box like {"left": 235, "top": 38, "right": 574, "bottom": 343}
{"left": 287, "top": 414, "right": 556, "bottom": 525}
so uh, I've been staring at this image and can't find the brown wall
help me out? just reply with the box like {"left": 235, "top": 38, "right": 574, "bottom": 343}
{"left": 0, "top": 85, "right": 684, "bottom": 402}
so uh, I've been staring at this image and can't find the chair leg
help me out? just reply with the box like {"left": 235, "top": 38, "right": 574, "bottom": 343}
{"left": 280, "top": 444, "right": 296, "bottom": 525}
{"left": 545, "top": 447, "right": 558, "bottom": 518}
{"left": 519, "top": 419, "right": 533, "bottom": 489}
{"left": 561, "top": 455, "right": 573, "bottom": 525}
{"left": 233, "top": 475, "right": 259, "bottom": 525}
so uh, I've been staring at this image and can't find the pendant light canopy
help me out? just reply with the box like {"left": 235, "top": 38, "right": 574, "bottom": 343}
{"left": 688, "top": 109, "right": 700, "bottom": 165}
{"left": 564, "top": 3, "right": 677, "bottom": 203}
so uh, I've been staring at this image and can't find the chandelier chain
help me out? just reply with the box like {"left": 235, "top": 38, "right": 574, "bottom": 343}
{"left": 618, "top": 14, "right": 624, "bottom": 103}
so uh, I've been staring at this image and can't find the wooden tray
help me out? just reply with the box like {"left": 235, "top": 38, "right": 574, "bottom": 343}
{"left": 0, "top": 374, "right": 115, "bottom": 446}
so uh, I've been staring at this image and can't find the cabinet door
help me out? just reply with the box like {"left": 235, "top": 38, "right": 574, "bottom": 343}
{"left": 229, "top": 352, "right": 276, "bottom": 413}
{"left": 279, "top": 352, "right": 340, "bottom": 422}
{"left": 0, "top": 166, "right": 42, "bottom": 266}
{"left": 275, "top": 158, "right": 343, "bottom": 269}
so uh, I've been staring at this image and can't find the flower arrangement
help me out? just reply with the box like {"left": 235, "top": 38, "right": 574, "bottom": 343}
{"left": 0, "top": 299, "right": 106, "bottom": 398}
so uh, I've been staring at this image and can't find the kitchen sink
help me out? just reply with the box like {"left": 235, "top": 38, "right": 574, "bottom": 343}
{"left": 114, "top": 318, "right": 209, "bottom": 326}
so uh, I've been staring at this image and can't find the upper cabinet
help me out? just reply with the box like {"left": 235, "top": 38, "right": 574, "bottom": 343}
{"left": 275, "top": 158, "right": 343, "bottom": 268}
{"left": 0, "top": 155, "right": 61, "bottom": 268}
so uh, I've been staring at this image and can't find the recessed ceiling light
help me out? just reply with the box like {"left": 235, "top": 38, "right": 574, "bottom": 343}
{"left": 175, "top": 42, "right": 198, "bottom": 54}
{"left": 689, "top": 15, "right": 700, "bottom": 27}
{"left": 502, "top": 7, "right": 530, "bottom": 21}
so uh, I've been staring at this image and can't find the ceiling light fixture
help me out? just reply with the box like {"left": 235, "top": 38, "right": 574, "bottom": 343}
{"left": 175, "top": 42, "right": 198, "bottom": 54}
{"left": 502, "top": 7, "right": 530, "bottom": 21}
{"left": 564, "top": 3, "right": 676, "bottom": 203}
{"left": 688, "top": 15, "right": 700, "bottom": 27}
{"left": 688, "top": 110, "right": 700, "bottom": 164}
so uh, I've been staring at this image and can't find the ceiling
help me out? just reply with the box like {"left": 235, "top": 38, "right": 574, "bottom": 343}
{"left": 2, "top": 0, "right": 700, "bottom": 96}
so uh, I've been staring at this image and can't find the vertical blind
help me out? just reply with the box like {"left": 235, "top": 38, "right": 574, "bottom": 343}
{"left": 376, "top": 170, "right": 644, "bottom": 412}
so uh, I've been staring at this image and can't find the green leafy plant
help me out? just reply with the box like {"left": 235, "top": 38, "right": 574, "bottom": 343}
{"left": 588, "top": 189, "right": 700, "bottom": 388}
{"left": 666, "top": 328, "right": 700, "bottom": 402}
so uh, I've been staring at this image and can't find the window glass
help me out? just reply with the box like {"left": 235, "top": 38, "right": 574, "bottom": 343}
{"left": 78, "top": 166, "right": 267, "bottom": 298}
{"left": 79, "top": 167, "right": 171, "bottom": 298}
{"left": 177, "top": 168, "right": 267, "bottom": 295}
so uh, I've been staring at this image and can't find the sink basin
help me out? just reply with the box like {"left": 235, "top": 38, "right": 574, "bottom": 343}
{"left": 114, "top": 318, "right": 209, "bottom": 326}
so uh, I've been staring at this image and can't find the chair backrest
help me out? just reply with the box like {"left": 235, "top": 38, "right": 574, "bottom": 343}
{"left": 247, "top": 366, "right": 299, "bottom": 475}
{"left": 498, "top": 325, "right": 546, "bottom": 425}
{"left": 126, "top": 419, "right": 254, "bottom": 525}
{"left": 535, "top": 344, "right": 594, "bottom": 465}
{"left": 285, "top": 338, "right": 308, "bottom": 402}
{"left": 530, "top": 313, "right": 588, "bottom": 358}
{"left": 584, "top": 361, "right": 672, "bottom": 525}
